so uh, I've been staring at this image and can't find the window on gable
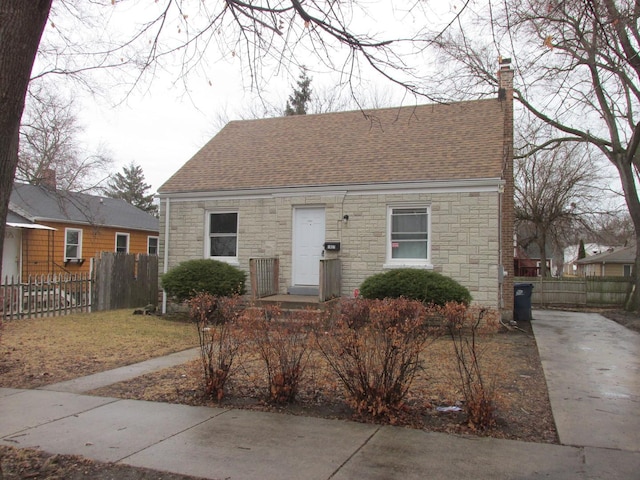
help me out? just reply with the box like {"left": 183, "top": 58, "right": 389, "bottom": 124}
{"left": 115, "top": 233, "right": 130, "bottom": 253}
{"left": 65, "top": 228, "right": 83, "bottom": 260}
{"left": 386, "top": 206, "right": 431, "bottom": 266}
{"left": 148, "top": 236, "right": 159, "bottom": 255}
{"left": 208, "top": 212, "right": 238, "bottom": 260}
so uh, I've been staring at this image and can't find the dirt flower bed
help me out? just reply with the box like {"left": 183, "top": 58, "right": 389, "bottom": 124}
{"left": 90, "top": 319, "right": 558, "bottom": 444}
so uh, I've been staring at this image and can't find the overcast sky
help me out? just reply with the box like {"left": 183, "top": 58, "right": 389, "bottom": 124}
{"left": 31, "top": 1, "right": 452, "bottom": 194}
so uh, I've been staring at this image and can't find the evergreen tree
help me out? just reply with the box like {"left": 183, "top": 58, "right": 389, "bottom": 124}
{"left": 578, "top": 239, "right": 586, "bottom": 260}
{"left": 106, "top": 162, "right": 157, "bottom": 215}
{"left": 284, "top": 67, "right": 312, "bottom": 116}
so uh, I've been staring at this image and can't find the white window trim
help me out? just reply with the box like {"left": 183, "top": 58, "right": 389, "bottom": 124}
{"left": 147, "top": 236, "right": 159, "bottom": 255}
{"left": 383, "top": 204, "right": 433, "bottom": 269}
{"left": 64, "top": 227, "right": 83, "bottom": 261}
{"left": 204, "top": 211, "right": 240, "bottom": 265}
{"left": 115, "top": 232, "right": 130, "bottom": 253}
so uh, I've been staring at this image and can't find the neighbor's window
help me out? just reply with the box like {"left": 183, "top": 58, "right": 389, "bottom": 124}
{"left": 386, "top": 206, "right": 430, "bottom": 266}
{"left": 65, "top": 228, "right": 83, "bottom": 260}
{"left": 624, "top": 264, "right": 633, "bottom": 277}
{"left": 207, "top": 212, "right": 238, "bottom": 260}
{"left": 115, "top": 233, "right": 130, "bottom": 253}
{"left": 148, "top": 236, "right": 159, "bottom": 255}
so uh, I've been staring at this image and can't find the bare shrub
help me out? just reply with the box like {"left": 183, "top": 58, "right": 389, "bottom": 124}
{"left": 317, "top": 297, "right": 443, "bottom": 418}
{"left": 189, "top": 293, "right": 243, "bottom": 401}
{"left": 241, "top": 305, "right": 319, "bottom": 404}
{"left": 443, "top": 302, "right": 500, "bottom": 429}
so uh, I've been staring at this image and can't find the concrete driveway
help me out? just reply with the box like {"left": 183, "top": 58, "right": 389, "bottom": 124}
{"left": 531, "top": 309, "right": 640, "bottom": 452}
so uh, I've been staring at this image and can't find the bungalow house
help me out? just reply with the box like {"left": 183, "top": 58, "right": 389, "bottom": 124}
{"left": 562, "top": 243, "right": 614, "bottom": 276}
{"left": 575, "top": 243, "right": 636, "bottom": 277}
{"left": 158, "top": 64, "right": 515, "bottom": 318}
{"left": 3, "top": 182, "right": 159, "bottom": 280}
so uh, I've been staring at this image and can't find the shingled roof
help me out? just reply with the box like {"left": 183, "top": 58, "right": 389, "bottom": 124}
{"left": 159, "top": 99, "right": 507, "bottom": 194}
{"left": 10, "top": 183, "right": 159, "bottom": 232}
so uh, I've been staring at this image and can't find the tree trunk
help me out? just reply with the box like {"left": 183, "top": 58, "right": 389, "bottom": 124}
{"left": 614, "top": 157, "right": 640, "bottom": 311}
{"left": 0, "top": 1, "right": 52, "bottom": 280}
{"left": 536, "top": 234, "right": 550, "bottom": 277}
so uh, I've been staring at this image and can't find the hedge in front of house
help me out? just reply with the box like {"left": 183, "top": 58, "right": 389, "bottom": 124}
{"left": 359, "top": 268, "right": 472, "bottom": 306}
{"left": 161, "top": 259, "right": 246, "bottom": 302}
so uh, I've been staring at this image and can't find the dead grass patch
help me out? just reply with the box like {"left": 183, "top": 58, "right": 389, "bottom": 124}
{"left": 0, "top": 310, "right": 197, "bottom": 389}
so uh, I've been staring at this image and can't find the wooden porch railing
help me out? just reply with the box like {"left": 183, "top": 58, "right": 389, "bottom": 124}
{"left": 250, "top": 257, "right": 280, "bottom": 299}
{"left": 319, "top": 258, "right": 341, "bottom": 302}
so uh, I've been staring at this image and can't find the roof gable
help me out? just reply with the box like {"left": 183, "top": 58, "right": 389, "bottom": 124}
{"left": 10, "top": 183, "right": 159, "bottom": 232}
{"left": 159, "top": 100, "right": 507, "bottom": 194}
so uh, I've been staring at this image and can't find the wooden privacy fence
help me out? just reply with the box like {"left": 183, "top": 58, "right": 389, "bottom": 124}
{"left": 92, "top": 252, "right": 158, "bottom": 311}
{"left": 515, "top": 276, "right": 632, "bottom": 307}
{"left": 1, "top": 273, "right": 91, "bottom": 320}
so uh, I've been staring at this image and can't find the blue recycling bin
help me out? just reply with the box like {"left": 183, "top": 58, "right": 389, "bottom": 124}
{"left": 514, "top": 283, "right": 534, "bottom": 321}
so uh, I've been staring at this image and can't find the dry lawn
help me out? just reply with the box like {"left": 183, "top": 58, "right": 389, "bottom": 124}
{"left": 0, "top": 310, "right": 198, "bottom": 389}
{"left": 0, "top": 309, "right": 557, "bottom": 443}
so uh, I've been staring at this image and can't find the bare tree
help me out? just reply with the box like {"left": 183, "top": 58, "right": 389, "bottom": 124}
{"left": 18, "top": 88, "right": 112, "bottom": 192}
{"left": 428, "top": 0, "right": 640, "bottom": 309}
{"left": 0, "top": 1, "right": 467, "bottom": 280}
{"left": 515, "top": 138, "right": 606, "bottom": 276}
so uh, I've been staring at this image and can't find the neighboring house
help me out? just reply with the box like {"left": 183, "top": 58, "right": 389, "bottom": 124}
{"left": 3, "top": 182, "right": 159, "bottom": 279}
{"left": 514, "top": 242, "right": 561, "bottom": 277}
{"left": 562, "top": 243, "right": 613, "bottom": 276}
{"left": 158, "top": 64, "right": 515, "bottom": 318}
{"left": 575, "top": 243, "right": 636, "bottom": 277}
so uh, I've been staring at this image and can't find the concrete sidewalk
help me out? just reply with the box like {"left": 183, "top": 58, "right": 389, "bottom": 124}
{"left": 0, "top": 311, "right": 638, "bottom": 479}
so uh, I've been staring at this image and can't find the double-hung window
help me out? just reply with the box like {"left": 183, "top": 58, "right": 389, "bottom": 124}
{"left": 115, "top": 233, "right": 130, "bottom": 253}
{"left": 148, "top": 236, "right": 159, "bottom": 255}
{"left": 65, "top": 228, "right": 83, "bottom": 261}
{"left": 207, "top": 212, "right": 238, "bottom": 263}
{"left": 386, "top": 206, "right": 431, "bottom": 267}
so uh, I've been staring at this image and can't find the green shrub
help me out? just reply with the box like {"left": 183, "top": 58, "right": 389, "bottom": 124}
{"left": 359, "top": 268, "right": 471, "bottom": 305}
{"left": 161, "top": 259, "right": 246, "bottom": 302}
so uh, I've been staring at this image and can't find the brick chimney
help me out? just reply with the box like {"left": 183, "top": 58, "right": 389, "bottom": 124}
{"left": 497, "top": 58, "right": 515, "bottom": 320}
{"left": 41, "top": 168, "right": 57, "bottom": 190}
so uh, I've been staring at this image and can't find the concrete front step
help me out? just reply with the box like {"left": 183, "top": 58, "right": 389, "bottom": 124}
{"left": 255, "top": 294, "right": 340, "bottom": 311}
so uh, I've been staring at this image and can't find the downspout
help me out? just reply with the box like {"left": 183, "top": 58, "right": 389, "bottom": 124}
{"left": 162, "top": 196, "right": 171, "bottom": 314}
{"left": 498, "top": 184, "right": 504, "bottom": 309}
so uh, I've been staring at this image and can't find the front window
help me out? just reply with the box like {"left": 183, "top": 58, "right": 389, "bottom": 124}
{"left": 624, "top": 264, "right": 633, "bottom": 277}
{"left": 115, "top": 233, "right": 129, "bottom": 253}
{"left": 148, "top": 236, "right": 159, "bottom": 255}
{"left": 208, "top": 212, "right": 238, "bottom": 260}
{"left": 386, "top": 206, "right": 430, "bottom": 265}
{"left": 65, "top": 228, "right": 82, "bottom": 260}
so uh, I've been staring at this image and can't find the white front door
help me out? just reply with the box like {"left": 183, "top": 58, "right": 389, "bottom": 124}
{"left": 2, "top": 227, "right": 21, "bottom": 280}
{"left": 293, "top": 207, "right": 325, "bottom": 286}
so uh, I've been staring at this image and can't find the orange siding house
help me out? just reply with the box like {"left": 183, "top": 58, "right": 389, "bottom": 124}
{"left": 5, "top": 183, "right": 158, "bottom": 278}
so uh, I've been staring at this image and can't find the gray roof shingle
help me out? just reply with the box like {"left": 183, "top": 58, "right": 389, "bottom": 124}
{"left": 10, "top": 183, "right": 159, "bottom": 232}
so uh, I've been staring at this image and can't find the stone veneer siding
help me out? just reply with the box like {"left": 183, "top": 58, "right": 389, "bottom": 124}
{"left": 160, "top": 188, "right": 503, "bottom": 309}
